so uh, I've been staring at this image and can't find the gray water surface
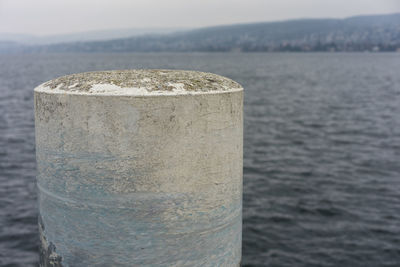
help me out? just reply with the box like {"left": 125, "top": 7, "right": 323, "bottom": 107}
{"left": 0, "top": 53, "right": 400, "bottom": 266}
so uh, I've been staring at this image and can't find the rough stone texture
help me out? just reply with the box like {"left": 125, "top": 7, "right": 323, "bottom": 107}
{"left": 36, "top": 69, "right": 242, "bottom": 95}
{"left": 39, "top": 216, "right": 63, "bottom": 267}
{"left": 35, "top": 70, "right": 243, "bottom": 267}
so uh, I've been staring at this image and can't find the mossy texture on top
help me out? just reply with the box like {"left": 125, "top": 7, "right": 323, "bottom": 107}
{"left": 43, "top": 69, "right": 242, "bottom": 93}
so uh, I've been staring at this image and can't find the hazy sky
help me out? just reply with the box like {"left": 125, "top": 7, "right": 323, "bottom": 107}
{"left": 1, "top": 0, "right": 399, "bottom": 35}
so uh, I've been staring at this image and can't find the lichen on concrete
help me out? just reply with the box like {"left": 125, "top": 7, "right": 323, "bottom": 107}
{"left": 40, "top": 69, "right": 242, "bottom": 95}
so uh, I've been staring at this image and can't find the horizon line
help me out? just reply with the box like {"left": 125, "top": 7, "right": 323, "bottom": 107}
{"left": 1, "top": 12, "right": 399, "bottom": 37}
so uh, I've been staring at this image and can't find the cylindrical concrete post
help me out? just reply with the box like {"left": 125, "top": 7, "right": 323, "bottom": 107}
{"left": 34, "top": 70, "right": 243, "bottom": 266}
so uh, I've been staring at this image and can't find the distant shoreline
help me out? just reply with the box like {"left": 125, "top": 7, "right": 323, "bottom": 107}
{"left": 1, "top": 51, "right": 400, "bottom": 55}
{"left": 1, "top": 13, "right": 399, "bottom": 54}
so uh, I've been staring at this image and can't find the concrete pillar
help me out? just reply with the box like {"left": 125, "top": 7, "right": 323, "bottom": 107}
{"left": 34, "top": 70, "right": 243, "bottom": 267}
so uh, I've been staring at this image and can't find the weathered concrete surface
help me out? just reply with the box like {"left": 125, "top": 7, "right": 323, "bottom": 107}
{"left": 34, "top": 70, "right": 243, "bottom": 266}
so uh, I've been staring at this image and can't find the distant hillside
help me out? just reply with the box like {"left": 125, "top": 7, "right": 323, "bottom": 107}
{"left": 0, "top": 27, "right": 188, "bottom": 45}
{"left": 3, "top": 13, "right": 400, "bottom": 53}
{"left": 0, "top": 41, "right": 25, "bottom": 54}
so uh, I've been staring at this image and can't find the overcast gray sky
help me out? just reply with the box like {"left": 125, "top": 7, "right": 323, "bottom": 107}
{"left": 1, "top": 0, "right": 399, "bottom": 35}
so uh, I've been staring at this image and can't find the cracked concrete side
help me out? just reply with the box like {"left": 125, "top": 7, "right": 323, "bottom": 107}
{"left": 39, "top": 216, "right": 63, "bottom": 267}
{"left": 35, "top": 70, "right": 243, "bottom": 266}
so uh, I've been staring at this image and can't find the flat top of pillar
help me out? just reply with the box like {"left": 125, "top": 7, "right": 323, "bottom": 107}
{"left": 35, "top": 69, "right": 243, "bottom": 96}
